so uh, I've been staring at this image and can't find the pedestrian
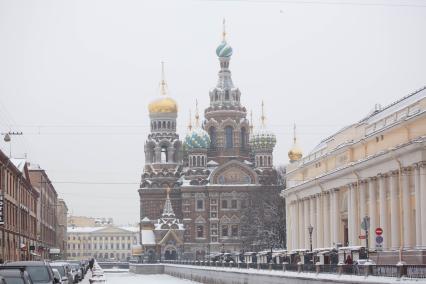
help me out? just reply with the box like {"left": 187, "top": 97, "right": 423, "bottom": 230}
{"left": 345, "top": 255, "right": 353, "bottom": 265}
{"left": 89, "top": 258, "right": 94, "bottom": 272}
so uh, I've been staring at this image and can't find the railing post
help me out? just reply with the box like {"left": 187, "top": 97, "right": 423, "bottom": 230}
{"left": 269, "top": 263, "right": 272, "bottom": 271}
{"left": 247, "top": 262, "right": 249, "bottom": 269}
{"left": 297, "top": 262, "right": 302, "bottom": 273}
{"left": 282, "top": 262, "right": 287, "bottom": 272}
{"left": 257, "top": 263, "right": 260, "bottom": 270}
{"left": 315, "top": 263, "right": 320, "bottom": 274}
{"left": 396, "top": 262, "right": 407, "bottom": 279}
{"left": 337, "top": 263, "right": 343, "bottom": 276}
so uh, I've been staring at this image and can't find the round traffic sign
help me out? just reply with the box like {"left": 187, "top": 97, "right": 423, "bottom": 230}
{"left": 375, "top": 227, "right": 383, "bottom": 235}
{"left": 376, "top": 236, "right": 383, "bottom": 244}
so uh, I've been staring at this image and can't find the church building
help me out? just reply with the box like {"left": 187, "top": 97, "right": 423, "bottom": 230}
{"left": 138, "top": 25, "right": 281, "bottom": 260}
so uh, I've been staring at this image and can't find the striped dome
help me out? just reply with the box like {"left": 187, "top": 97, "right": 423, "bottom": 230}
{"left": 184, "top": 128, "right": 211, "bottom": 150}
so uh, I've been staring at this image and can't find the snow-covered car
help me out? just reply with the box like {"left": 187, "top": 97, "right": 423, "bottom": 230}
{"left": 49, "top": 263, "right": 69, "bottom": 284}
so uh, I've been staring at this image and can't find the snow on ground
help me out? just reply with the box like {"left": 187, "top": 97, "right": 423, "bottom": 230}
{"left": 104, "top": 272, "right": 201, "bottom": 283}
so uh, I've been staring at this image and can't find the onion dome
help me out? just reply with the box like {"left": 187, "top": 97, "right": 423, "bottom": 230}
{"left": 216, "top": 41, "right": 233, "bottom": 58}
{"left": 249, "top": 101, "right": 276, "bottom": 150}
{"left": 184, "top": 101, "right": 210, "bottom": 150}
{"left": 148, "top": 62, "right": 178, "bottom": 114}
{"left": 288, "top": 124, "right": 303, "bottom": 162}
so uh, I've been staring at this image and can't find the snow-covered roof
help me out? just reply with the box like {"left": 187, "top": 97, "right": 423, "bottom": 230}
{"left": 10, "top": 158, "right": 26, "bottom": 173}
{"left": 67, "top": 227, "right": 101, "bottom": 233}
{"left": 141, "top": 230, "right": 156, "bottom": 245}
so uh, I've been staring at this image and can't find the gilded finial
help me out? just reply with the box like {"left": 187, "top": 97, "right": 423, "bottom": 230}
{"left": 261, "top": 100, "right": 266, "bottom": 127}
{"left": 160, "top": 61, "right": 167, "bottom": 96}
{"left": 293, "top": 123, "right": 297, "bottom": 144}
{"left": 195, "top": 99, "right": 200, "bottom": 127}
{"left": 166, "top": 187, "right": 171, "bottom": 198}
{"left": 288, "top": 122, "right": 303, "bottom": 162}
{"left": 250, "top": 110, "right": 253, "bottom": 132}
{"left": 222, "top": 18, "right": 227, "bottom": 42}
{"left": 188, "top": 109, "right": 192, "bottom": 131}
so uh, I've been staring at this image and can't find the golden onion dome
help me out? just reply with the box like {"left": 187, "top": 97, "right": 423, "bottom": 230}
{"left": 288, "top": 144, "right": 303, "bottom": 162}
{"left": 148, "top": 97, "right": 178, "bottom": 114}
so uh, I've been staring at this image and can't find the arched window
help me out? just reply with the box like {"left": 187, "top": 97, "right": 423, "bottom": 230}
{"left": 260, "top": 156, "right": 263, "bottom": 167}
{"left": 196, "top": 225, "right": 204, "bottom": 238}
{"left": 192, "top": 156, "right": 196, "bottom": 167}
{"left": 209, "top": 127, "right": 217, "bottom": 148}
{"left": 241, "top": 127, "right": 246, "bottom": 149}
{"left": 225, "top": 126, "right": 233, "bottom": 149}
{"left": 215, "top": 93, "right": 219, "bottom": 101}
{"left": 167, "top": 121, "right": 171, "bottom": 129}
{"left": 197, "top": 156, "right": 201, "bottom": 167}
{"left": 161, "top": 146, "right": 168, "bottom": 163}
{"left": 268, "top": 156, "right": 272, "bottom": 166}
{"left": 256, "top": 156, "right": 259, "bottom": 167}
{"left": 201, "top": 156, "right": 205, "bottom": 166}
{"left": 162, "top": 121, "right": 166, "bottom": 129}
{"left": 225, "top": 90, "right": 229, "bottom": 100}
{"left": 153, "top": 121, "right": 157, "bottom": 130}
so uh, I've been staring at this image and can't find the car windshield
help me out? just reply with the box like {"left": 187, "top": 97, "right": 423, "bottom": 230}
{"left": 4, "top": 277, "right": 25, "bottom": 284}
{"left": 51, "top": 266, "right": 65, "bottom": 277}
{"left": 26, "top": 266, "right": 50, "bottom": 282}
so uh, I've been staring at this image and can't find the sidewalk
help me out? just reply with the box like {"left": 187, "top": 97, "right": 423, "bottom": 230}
{"left": 80, "top": 270, "right": 92, "bottom": 284}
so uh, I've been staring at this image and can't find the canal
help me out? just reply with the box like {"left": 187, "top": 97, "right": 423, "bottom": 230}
{"left": 105, "top": 271, "right": 201, "bottom": 283}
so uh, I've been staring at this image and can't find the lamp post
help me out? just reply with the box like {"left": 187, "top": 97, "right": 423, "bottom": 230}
{"left": 308, "top": 225, "right": 314, "bottom": 252}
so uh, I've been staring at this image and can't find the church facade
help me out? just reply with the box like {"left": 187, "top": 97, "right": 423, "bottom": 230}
{"left": 138, "top": 28, "right": 281, "bottom": 260}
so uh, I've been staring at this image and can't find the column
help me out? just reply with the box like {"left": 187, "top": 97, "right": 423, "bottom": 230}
{"left": 168, "top": 147, "right": 175, "bottom": 163}
{"left": 154, "top": 146, "right": 161, "bottom": 162}
{"left": 310, "top": 196, "right": 316, "bottom": 249}
{"left": 304, "top": 198, "right": 310, "bottom": 249}
{"left": 359, "top": 181, "right": 367, "bottom": 223}
{"left": 420, "top": 163, "right": 426, "bottom": 247}
{"left": 378, "top": 174, "right": 389, "bottom": 249}
{"left": 316, "top": 193, "right": 323, "bottom": 248}
{"left": 290, "top": 201, "right": 296, "bottom": 250}
{"left": 390, "top": 171, "right": 400, "bottom": 249}
{"left": 414, "top": 164, "right": 422, "bottom": 247}
{"left": 333, "top": 189, "right": 340, "bottom": 246}
{"left": 323, "top": 192, "right": 330, "bottom": 247}
{"left": 368, "top": 177, "right": 377, "bottom": 249}
{"left": 402, "top": 168, "right": 413, "bottom": 248}
{"left": 349, "top": 184, "right": 357, "bottom": 246}
{"left": 294, "top": 201, "right": 300, "bottom": 250}
{"left": 347, "top": 185, "right": 352, "bottom": 245}
{"left": 298, "top": 199, "right": 304, "bottom": 250}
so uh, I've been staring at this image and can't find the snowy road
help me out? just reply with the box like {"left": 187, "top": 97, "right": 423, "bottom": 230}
{"left": 103, "top": 272, "right": 201, "bottom": 283}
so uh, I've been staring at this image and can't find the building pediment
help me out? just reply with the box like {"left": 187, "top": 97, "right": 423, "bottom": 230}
{"left": 94, "top": 226, "right": 135, "bottom": 234}
{"left": 210, "top": 160, "right": 258, "bottom": 185}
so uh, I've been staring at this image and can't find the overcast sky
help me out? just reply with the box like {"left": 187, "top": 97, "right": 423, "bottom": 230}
{"left": 0, "top": 0, "right": 425, "bottom": 225}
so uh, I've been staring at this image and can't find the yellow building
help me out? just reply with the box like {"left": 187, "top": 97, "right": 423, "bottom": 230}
{"left": 282, "top": 86, "right": 426, "bottom": 264}
{"left": 67, "top": 226, "right": 139, "bottom": 261}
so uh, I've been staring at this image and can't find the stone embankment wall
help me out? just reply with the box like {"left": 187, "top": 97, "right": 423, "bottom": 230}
{"left": 130, "top": 264, "right": 421, "bottom": 284}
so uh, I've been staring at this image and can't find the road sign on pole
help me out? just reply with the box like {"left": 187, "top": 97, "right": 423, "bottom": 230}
{"left": 375, "top": 227, "right": 383, "bottom": 236}
{"left": 359, "top": 235, "right": 366, "bottom": 240}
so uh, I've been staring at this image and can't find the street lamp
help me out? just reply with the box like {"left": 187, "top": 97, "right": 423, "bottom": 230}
{"left": 308, "top": 225, "right": 314, "bottom": 252}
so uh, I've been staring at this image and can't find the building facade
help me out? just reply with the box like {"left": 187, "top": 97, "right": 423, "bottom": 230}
{"left": 56, "top": 199, "right": 68, "bottom": 259}
{"left": 68, "top": 216, "right": 114, "bottom": 228}
{"left": 139, "top": 28, "right": 281, "bottom": 260}
{"left": 66, "top": 225, "right": 139, "bottom": 261}
{"left": 282, "top": 87, "right": 426, "bottom": 264}
{"left": 28, "top": 163, "right": 59, "bottom": 259}
{"left": 0, "top": 153, "right": 39, "bottom": 262}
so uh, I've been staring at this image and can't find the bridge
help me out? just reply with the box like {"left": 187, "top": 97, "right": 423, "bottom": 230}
{"left": 97, "top": 261, "right": 129, "bottom": 269}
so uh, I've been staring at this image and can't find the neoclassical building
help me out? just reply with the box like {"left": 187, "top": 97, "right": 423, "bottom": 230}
{"left": 282, "top": 87, "right": 426, "bottom": 264}
{"left": 138, "top": 27, "right": 281, "bottom": 260}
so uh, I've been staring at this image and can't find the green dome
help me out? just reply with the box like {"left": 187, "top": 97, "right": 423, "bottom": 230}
{"left": 249, "top": 129, "right": 276, "bottom": 150}
{"left": 184, "top": 128, "right": 211, "bottom": 150}
{"left": 216, "top": 41, "right": 233, "bottom": 58}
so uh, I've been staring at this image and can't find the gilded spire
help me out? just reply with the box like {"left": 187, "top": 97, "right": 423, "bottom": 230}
{"left": 195, "top": 99, "right": 200, "bottom": 128}
{"left": 159, "top": 61, "right": 167, "bottom": 96}
{"left": 222, "top": 18, "right": 227, "bottom": 42}
{"left": 293, "top": 123, "right": 297, "bottom": 144}
{"left": 260, "top": 100, "right": 266, "bottom": 128}
{"left": 188, "top": 109, "right": 192, "bottom": 131}
{"left": 288, "top": 123, "right": 303, "bottom": 162}
{"left": 250, "top": 110, "right": 254, "bottom": 132}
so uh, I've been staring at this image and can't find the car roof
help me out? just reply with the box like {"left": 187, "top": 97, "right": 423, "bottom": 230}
{"left": 0, "top": 269, "right": 26, "bottom": 276}
{"left": 5, "top": 261, "right": 48, "bottom": 266}
{"left": 49, "top": 262, "right": 68, "bottom": 266}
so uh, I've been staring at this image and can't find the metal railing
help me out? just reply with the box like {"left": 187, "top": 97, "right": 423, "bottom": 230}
{"left": 161, "top": 260, "right": 426, "bottom": 279}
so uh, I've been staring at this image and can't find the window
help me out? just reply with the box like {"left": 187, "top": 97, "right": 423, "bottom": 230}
{"left": 231, "top": 200, "right": 237, "bottom": 209}
{"left": 196, "top": 200, "right": 204, "bottom": 210}
{"left": 222, "top": 225, "right": 228, "bottom": 237}
{"left": 241, "top": 200, "right": 247, "bottom": 209}
{"left": 241, "top": 128, "right": 246, "bottom": 149}
{"left": 231, "top": 225, "right": 238, "bottom": 237}
{"left": 221, "top": 200, "right": 228, "bottom": 209}
{"left": 128, "top": 244, "right": 131, "bottom": 250}
{"left": 196, "top": 225, "right": 204, "bottom": 238}
{"left": 225, "top": 90, "right": 229, "bottom": 100}
{"left": 225, "top": 126, "right": 233, "bottom": 148}
{"left": 209, "top": 127, "right": 216, "bottom": 148}
{"left": 161, "top": 146, "right": 168, "bottom": 163}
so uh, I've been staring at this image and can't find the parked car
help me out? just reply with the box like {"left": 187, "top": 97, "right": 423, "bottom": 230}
{"left": 52, "top": 269, "right": 64, "bottom": 284}
{"left": 49, "top": 263, "right": 69, "bottom": 284}
{"left": 0, "top": 266, "right": 32, "bottom": 284}
{"left": 50, "top": 262, "right": 74, "bottom": 284}
{"left": 5, "top": 261, "right": 58, "bottom": 284}
{"left": 69, "top": 264, "right": 82, "bottom": 282}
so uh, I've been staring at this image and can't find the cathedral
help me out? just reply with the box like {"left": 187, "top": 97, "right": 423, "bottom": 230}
{"left": 138, "top": 26, "right": 282, "bottom": 261}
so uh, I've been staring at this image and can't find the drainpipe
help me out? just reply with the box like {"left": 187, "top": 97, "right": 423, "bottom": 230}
{"left": 390, "top": 150, "right": 404, "bottom": 264}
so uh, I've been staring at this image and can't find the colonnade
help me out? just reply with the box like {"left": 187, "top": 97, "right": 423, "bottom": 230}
{"left": 288, "top": 162, "right": 426, "bottom": 251}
